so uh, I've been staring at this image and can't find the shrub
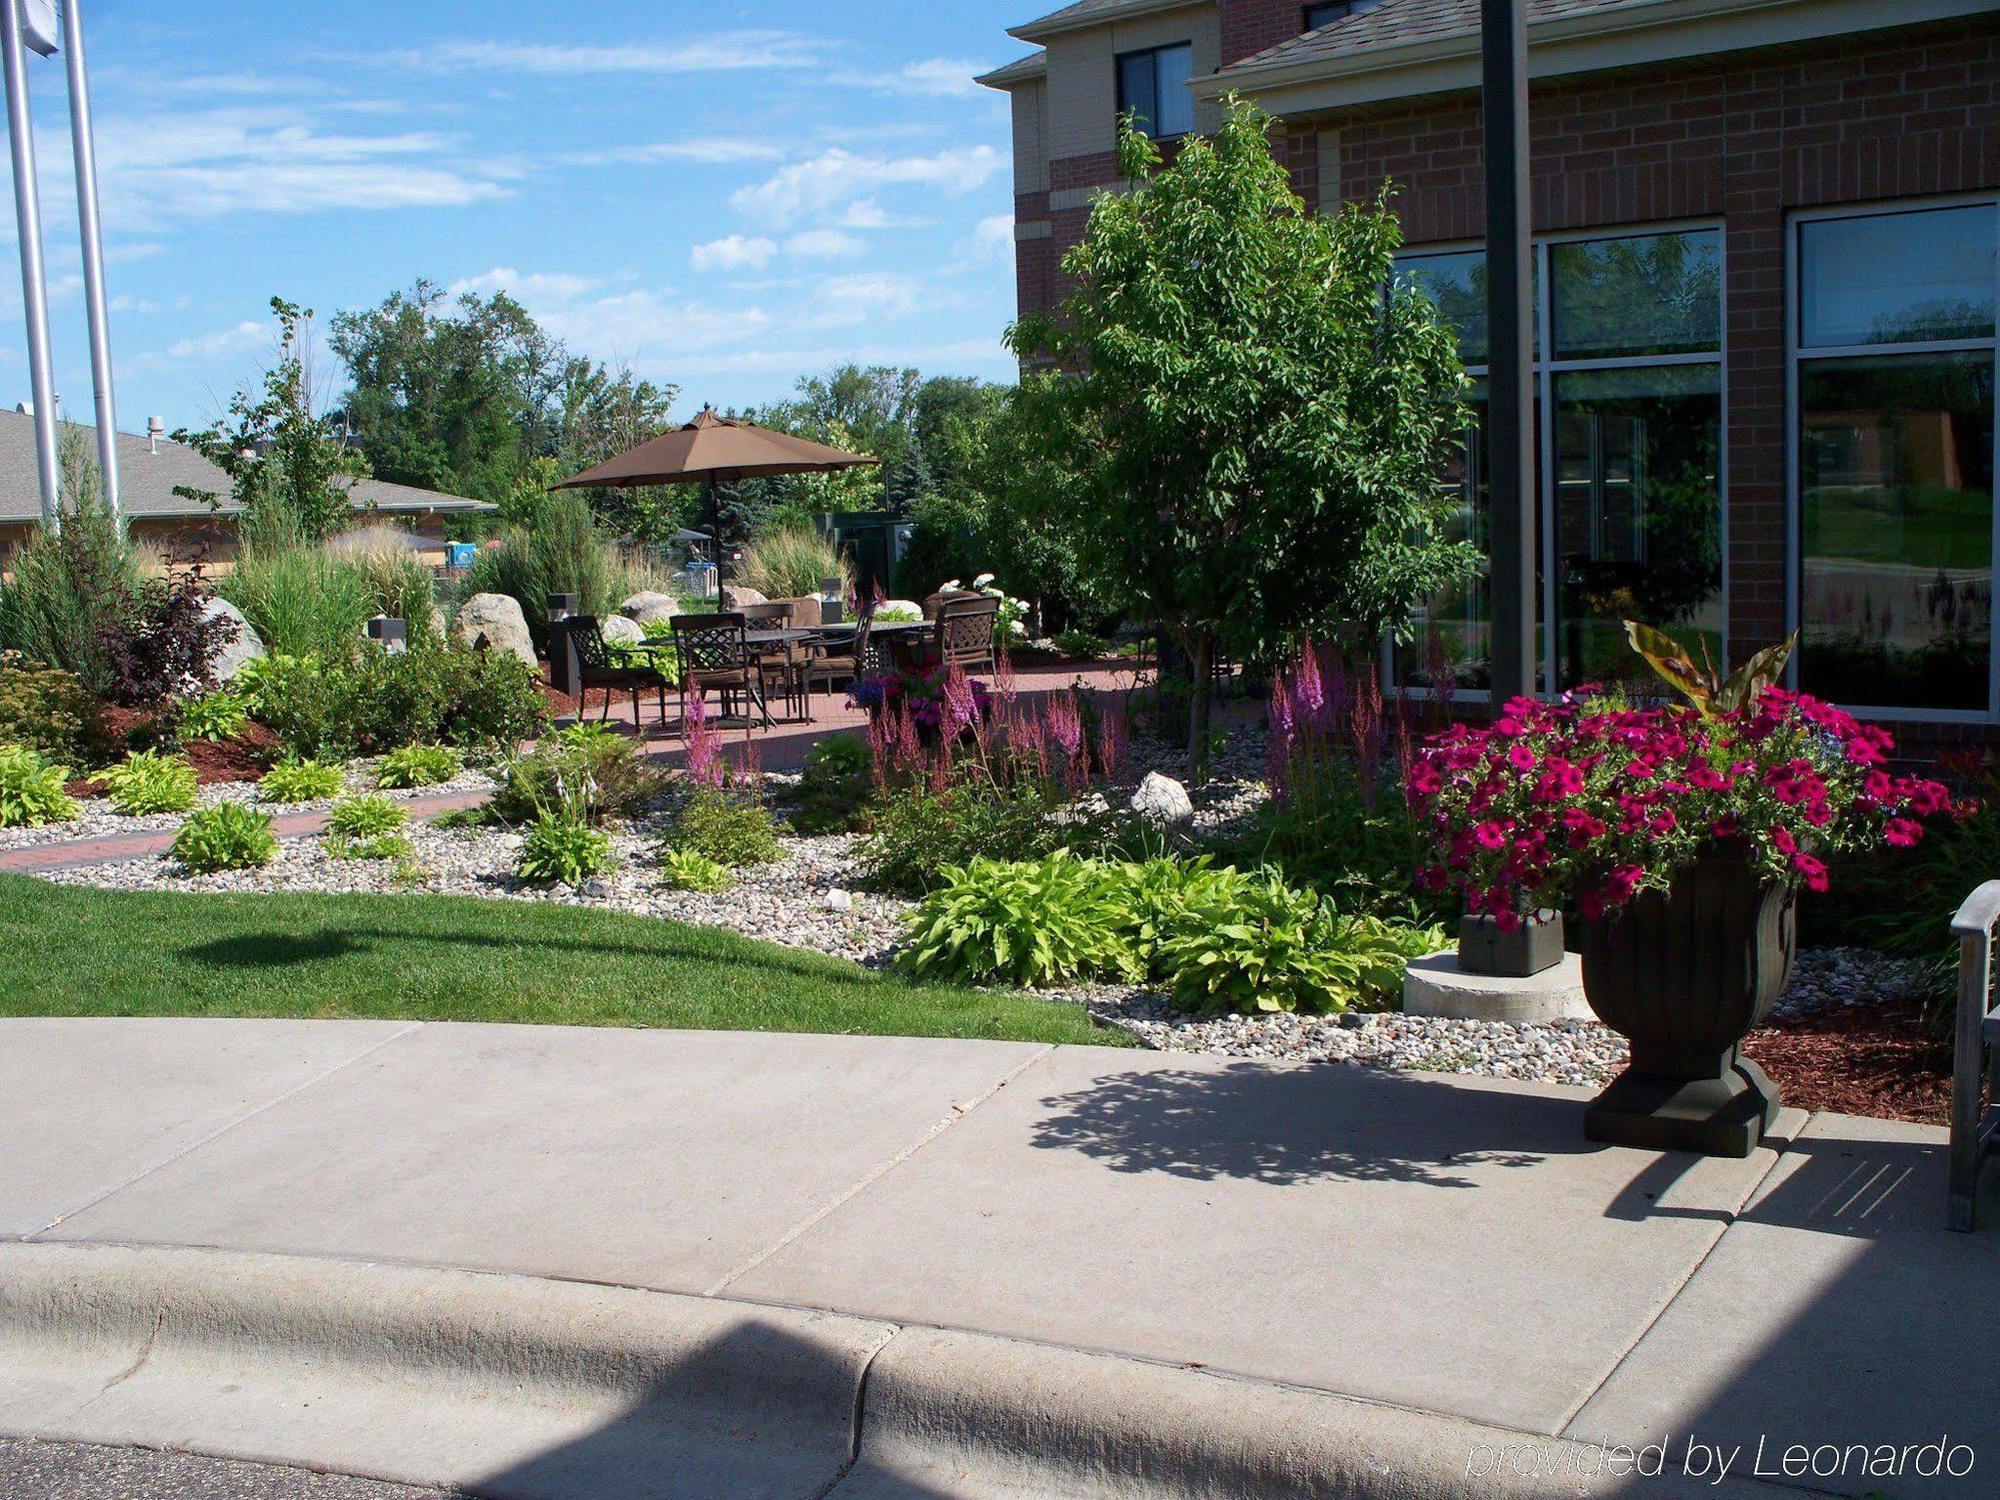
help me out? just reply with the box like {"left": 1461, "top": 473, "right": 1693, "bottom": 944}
{"left": 1052, "top": 630, "right": 1110, "bottom": 659}
{"left": 0, "top": 652, "right": 107, "bottom": 764}
{"left": 660, "top": 846, "right": 733, "bottom": 893}
{"left": 98, "top": 751, "right": 199, "bottom": 815}
{"left": 337, "top": 645, "right": 547, "bottom": 756}
{"left": 258, "top": 757, "right": 347, "bottom": 803}
{"left": 492, "top": 735, "right": 663, "bottom": 826}
{"left": 98, "top": 560, "right": 231, "bottom": 708}
{"left": 788, "top": 733, "right": 875, "bottom": 835}
{"left": 326, "top": 794, "right": 409, "bottom": 840}
{"left": 1155, "top": 872, "right": 1443, "bottom": 1015}
{"left": 373, "top": 744, "right": 464, "bottom": 789}
{"left": 328, "top": 831, "right": 415, "bottom": 863}
{"left": 219, "top": 541, "right": 378, "bottom": 661}
{"left": 516, "top": 813, "right": 614, "bottom": 886}
{"left": 897, "top": 852, "right": 1141, "bottom": 988}
{"left": 667, "top": 783, "right": 784, "bottom": 867}
{"left": 740, "top": 527, "right": 851, "bottom": 602}
{"left": 0, "top": 742, "right": 80, "bottom": 828}
{"left": 172, "top": 802, "right": 278, "bottom": 872}
{"left": 241, "top": 654, "right": 353, "bottom": 760}
{"left": 0, "top": 430, "right": 143, "bottom": 693}
{"left": 178, "top": 690, "right": 251, "bottom": 743}
{"left": 463, "top": 494, "right": 625, "bottom": 653}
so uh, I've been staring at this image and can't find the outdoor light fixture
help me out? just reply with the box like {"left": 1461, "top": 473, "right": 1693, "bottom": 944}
{"left": 1, "top": 0, "right": 122, "bottom": 532}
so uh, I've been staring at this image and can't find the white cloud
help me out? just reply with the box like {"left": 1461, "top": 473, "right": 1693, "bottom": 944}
{"left": 805, "top": 272, "right": 926, "bottom": 328}
{"left": 449, "top": 268, "right": 603, "bottom": 302}
{"left": 385, "top": 34, "right": 825, "bottom": 77}
{"left": 562, "top": 138, "right": 787, "bottom": 167}
{"left": 698, "top": 337, "right": 1010, "bottom": 376}
{"left": 127, "top": 318, "right": 269, "bottom": 372}
{"left": 730, "top": 146, "right": 1002, "bottom": 227}
{"left": 785, "top": 229, "right": 864, "bottom": 261}
{"left": 974, "top": 214, "right": 1014, "bottom": 256}
{"left": 838, "top": 58, "right": 992, "bottom": 100}
{"left": 691, "top": 236, "right": 777, "bottom": 273}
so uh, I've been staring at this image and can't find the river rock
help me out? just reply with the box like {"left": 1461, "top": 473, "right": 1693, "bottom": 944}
{"left": 1130, "top": 771, "right": 1194, "bottom": 827}
{"left": 454, "top": 592, "right": 536, "bottom": 667}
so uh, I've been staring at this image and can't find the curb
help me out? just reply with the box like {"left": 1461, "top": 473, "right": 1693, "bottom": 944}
{"left": 0, "top": 1243, "right": 1819, "bottom": 1500}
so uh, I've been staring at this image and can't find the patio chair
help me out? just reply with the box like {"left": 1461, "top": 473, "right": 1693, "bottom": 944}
{"left": 802, "top": 614, "right": 870, "bottom": 704}
{"left": 926, "top": 594, "right": 1001, "bottom": 676}
{"left": 670, "top": 612, "right": 772, "bottom": 730}
{"left": 740, "top": 601, "right": 801, "bottom": 717}
{"left": 1948, "top": 880, "right": 2000, "bottom": 1231}
{"left": 563, "top": 616, "right": 667, "bottom": 727}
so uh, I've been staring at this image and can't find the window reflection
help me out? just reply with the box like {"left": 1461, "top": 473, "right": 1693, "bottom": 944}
{"left": 1799, "top": 207, "right": 1996, "bottom": 348}
{"left": 1800, "top": 352, "right": 1995, "bottom": 710}
{"left": 1551, "top": 231, "right": 1722, "bottom": 359}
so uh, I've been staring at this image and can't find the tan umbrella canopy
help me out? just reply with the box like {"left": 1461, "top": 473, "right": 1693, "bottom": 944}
{"left": 555, "top": 406, "right": 877, "bottom": 588}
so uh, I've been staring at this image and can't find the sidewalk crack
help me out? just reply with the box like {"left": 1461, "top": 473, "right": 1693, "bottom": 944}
{"left": 703, "top": 1044, "right": 1057, "bottom": 1298}
{"left": 27, "top": 1022, "right": 427, "bottom": 1238}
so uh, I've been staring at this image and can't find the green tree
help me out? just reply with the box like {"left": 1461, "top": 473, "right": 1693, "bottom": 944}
{"left": 329, "top": 280, "right": 565, "bottom": 503}
{"left": 1009, "top": 99, "right": 1478, "bottom": 778}
{"left": 552, "top": 358, "right": 682, "bottom": 541}
{"left": 176, "top": 299, "right": 370, "bottom": 544}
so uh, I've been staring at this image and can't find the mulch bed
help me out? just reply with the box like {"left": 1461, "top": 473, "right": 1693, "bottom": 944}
{"left": 1747, "top": 1003, "right": 1952, "bottom": 1127}
{"left": 67, "top": 709, "right": 283, "bottom": 791}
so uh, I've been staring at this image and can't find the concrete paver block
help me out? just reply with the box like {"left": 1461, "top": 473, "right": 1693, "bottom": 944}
{"left": 1403, "top": 950, "right": 1592, "bottom": 1023}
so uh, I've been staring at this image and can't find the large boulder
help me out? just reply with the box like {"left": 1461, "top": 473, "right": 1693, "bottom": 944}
{"left": 454, "top": 592, "right": 537, "bottom": 667}
{"left": 201, "top": 597, "right": 263, "bottom": 684}
{"left": 620, "top": 591, "right": 680, "bottom": 625}
{"left": 599, "top": 614, "right": 645, "bottom": 647}
{"left": 1130, "top": 771, "right": 1194, "bottom": 828}
{"left": 721, "top": 586, "right": 767, "bottom": 609}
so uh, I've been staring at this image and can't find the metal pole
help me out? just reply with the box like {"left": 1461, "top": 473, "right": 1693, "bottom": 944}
{"left": 1482, "top": 0, "right": 1535, "bottom": 707}
{"left": 63, "top": 0, "right": 119, "bottom": 527}
{"left": 2, "top": 0, "right": 61, "bottom": 530}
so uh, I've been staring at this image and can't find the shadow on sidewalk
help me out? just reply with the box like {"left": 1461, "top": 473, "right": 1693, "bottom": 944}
{"left": 1029, "top": 1060, "right": 1592, "bottom": 1188}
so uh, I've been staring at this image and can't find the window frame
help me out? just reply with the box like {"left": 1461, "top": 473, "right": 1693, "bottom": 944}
{"left": 1114, "top": 42, "right": 1195, "bottom": 142}
{"left": 1385, "top": 220, "right": 1729, "bottom": 703}
{"left": 1784, "top": 195, "right": 2000, "bottom": 723}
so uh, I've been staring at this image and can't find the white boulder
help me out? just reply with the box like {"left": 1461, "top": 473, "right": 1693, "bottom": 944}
{"left": 1130, "top": 771, "right": 1195, "bottom": 827}
{"left": 201, "top": 597, "right": 264, "bottom": 684}
{"left": 454, "top": 592, "right": 537, "bottom": 667}
{"left": 620, "top": 591, "right": 681, "bottom": 624}
{"left": 599, "top": 614, "right": 645, "bottom": 647}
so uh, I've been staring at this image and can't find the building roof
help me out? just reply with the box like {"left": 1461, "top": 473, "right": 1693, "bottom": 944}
{"left": 0, "top": 409, "right": 490, "bottom": 527}
{"left": 976, "top": 51, "right": 1049, "bottom": 89}
{"left": 1009, "top": 0, "right": 1205, "bottom": 43}
{"left": 1223, "top": 0, "right": 1647, "bottom": 75}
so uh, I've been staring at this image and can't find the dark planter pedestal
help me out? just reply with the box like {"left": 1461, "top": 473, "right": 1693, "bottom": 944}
{"left": 1578, "top": 858, "right": 1794, "bottom": 1158}
{"left": 1459, "top": 911, "right": 1564, "bottom": 978}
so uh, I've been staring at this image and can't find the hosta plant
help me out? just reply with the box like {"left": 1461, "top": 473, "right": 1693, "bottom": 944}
{"left": 0, "top": 742, "right": 80, "bottom": 828}
{"left": 177, "top": 690, "right": 250, "bottom": 743}
{"left": 258, "top": 757, "right": 346, "bottom": 804}
{"left": 669, "top": 784, "right": 783, "bottom": 867}
{"left": 1156, "top": 872, "right": 1443, "bottom": 1015}
{"left": 328, "top": 832, "right": 415, "bottom": 863}
{"left": 375, "top": 743, "right": 464, "bottom": 789}
{"left": 516, "top": 813, "right": 614, "bottom": 887}
{"left": 171, "top": 802, "right": 278, "bottom": 873}
{"left": 659, "top": 846, "right": 733, "bottom": 893}
{"left": 99, "top": 750, "right": 199, "bottom": 815}
{"left": 326, "top": 794, "right": 409, "bottom": 841}
{"left": 1409, "top": 686, "right": 1955, "bottom": 927}
{"left": 897, "top": 852, "right": 1142, "bottom": 988}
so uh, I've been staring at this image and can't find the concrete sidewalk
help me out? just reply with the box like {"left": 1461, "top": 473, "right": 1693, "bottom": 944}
{"left": 1, "top": 1019, "right": 1993, "bottom": 1498}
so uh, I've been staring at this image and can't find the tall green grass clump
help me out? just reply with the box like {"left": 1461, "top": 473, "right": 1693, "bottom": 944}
{"left": 463, "top": 493, "right": 625, "bottom": 653}
{"left": 739, "top": 527, "right": 850, "bottom": 602}
{"left": 220, "top": 501, "right": 377, "bottom": 660}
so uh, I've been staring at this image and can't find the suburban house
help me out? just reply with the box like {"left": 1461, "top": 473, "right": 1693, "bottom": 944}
{"left": 981, "top": 0, "right": 2000, "bottom": 737}
{"left": 0, "top": 408, "right": 490, "bottom": 565}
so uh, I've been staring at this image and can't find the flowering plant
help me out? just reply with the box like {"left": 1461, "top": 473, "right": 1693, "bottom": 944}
{"left": 1408, "top": 687, "right": 1955, "bottom": 930}
{"left": 851, "top": 664, "right": 991, "bottom": 736}
{"left": 941, "top": 573, "right": 1030, "bottom": 643}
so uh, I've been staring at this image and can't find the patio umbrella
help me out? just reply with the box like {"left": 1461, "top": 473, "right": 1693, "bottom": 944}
{"left": 554, "top": 406, "right": 877, "bottom": 592}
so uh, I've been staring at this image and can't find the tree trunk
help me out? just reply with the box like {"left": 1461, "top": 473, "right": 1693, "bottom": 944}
{"left": 1186, "top": 631, "right": 1214, "bottom": 786}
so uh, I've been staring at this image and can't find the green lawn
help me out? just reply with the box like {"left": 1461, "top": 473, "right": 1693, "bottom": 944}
{"left": 0, "top": 876, "right": 1127, "bottom": 1046}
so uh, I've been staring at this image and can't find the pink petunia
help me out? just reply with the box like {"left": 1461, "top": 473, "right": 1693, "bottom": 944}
{"left": 1884, "top": 818, "right": 1924, "bottom": 848}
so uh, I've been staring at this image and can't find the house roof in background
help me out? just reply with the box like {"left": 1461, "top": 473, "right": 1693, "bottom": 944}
{"left": 976, "top": 51, "right": 1049, "bottom": 88}
{"left": 1009, "top": 0, "right": 1205, "bottom": 43}
{"left": 1226, "top": 0, "right": 1635, "bottom": 74}
{"left": 0, "top": 410, "right": 489, "bottom": 527}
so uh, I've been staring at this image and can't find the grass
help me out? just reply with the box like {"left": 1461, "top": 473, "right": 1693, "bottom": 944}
{"left": 0, "top": 875, "right": 1129, "bottom": 1046}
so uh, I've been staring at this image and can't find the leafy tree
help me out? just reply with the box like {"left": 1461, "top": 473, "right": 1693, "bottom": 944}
{"left": 176, "top": 299, "right": 370, "bottom": 544}
{"left": 1009, "top": 99, "right": 1478, "bottom": 779}
{"left": 883, "top": 427, "right": 935, "bottom": 512}
{"left": 551, "top": 357, "right": 683, "bottom": 541}
{"left": 329, "top": 280, "right": 564, "bottom": 503}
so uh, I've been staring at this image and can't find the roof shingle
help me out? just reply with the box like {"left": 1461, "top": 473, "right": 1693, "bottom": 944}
{"left": 1222, "top": 0, "right": 1655, "bottom": 75}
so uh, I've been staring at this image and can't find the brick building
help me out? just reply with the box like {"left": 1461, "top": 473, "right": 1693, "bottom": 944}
{"left": 980, "top": 0, "right": 2000, "bottom": 735}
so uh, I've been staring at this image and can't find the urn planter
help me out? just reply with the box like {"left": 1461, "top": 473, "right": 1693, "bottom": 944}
{"left": 1576, "top": 857, "right": 1795, "bottom": 1158}
{"left": 1458, "top": 909, "right": 1565, "bottom": 978}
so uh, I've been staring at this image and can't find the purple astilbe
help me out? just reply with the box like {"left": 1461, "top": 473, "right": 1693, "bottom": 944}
{"left": 1423, "top": 626, "right": 1457, "bottom": 726}
{"left": 1095, "top": 695, "right": 1128, "bottom": 780}
{"left": 1323, "top": 649, "right": 1352, "bottom": 728}
{"left": 941, "top": 664, "right": 980, "bottom": 742}
{"left": 993, "top": 649, "right": 1019, "bottom": 708}
{"left": 1012, "top": 708, "right": 1049, "bottom": 784}
{"left": 1352, "top": 664, "right": 1384, "bottom": 806}
{"left": 684, "top": 693, "right": 723, "bottom": 788}
{"left": 1292, "top": 644, "right": 1325, "bottom": 732}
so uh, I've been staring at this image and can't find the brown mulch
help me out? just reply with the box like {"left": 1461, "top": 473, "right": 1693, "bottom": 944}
{"left": 68, "top": 707, "right": 282, "bottom": 791}
{"left": 1746, "top": 1003, "right": 1952, "bottom": 1127}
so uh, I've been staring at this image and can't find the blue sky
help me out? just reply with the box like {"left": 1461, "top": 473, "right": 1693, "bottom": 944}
{"left": 2, "top": 0, "right": 1028, "bottom": 437}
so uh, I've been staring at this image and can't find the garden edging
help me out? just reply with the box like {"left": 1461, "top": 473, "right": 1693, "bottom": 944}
{"left": 0, "top": 1241, "right": 1816, "bottom": 1500}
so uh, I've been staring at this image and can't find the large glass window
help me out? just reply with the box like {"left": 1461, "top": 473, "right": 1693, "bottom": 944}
{"left": 1794, "top": 204, "right": 1999, "bottom": 714}
{"left": 1393, "top": 228, "right": 1723, "bottom": 696}
{"left": 1116, "top": 44, "right": 1193, "bottom": 140}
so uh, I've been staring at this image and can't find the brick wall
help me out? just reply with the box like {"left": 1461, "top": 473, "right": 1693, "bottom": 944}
{"left": 1320, "top": 14, "right": 2000, "bottom": 672}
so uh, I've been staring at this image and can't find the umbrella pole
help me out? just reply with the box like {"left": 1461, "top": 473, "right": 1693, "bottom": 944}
{"left": 706, "top": 475, "right": 721, "bottom": 602}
